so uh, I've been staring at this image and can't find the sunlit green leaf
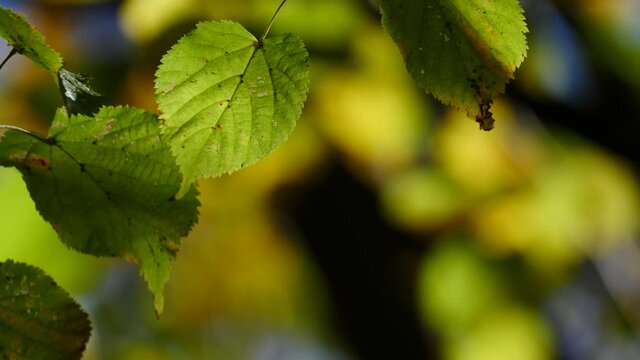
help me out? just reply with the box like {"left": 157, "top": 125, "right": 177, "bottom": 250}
{"left": 155, "top": 20, "right": 310, "bottom": 196}
{"left": 379, "top": 0, "right": 528, "bottom": 130}
{"left": 0, "top": 6, "right": 63, "bottom": 73}
{"left": 0, "top": 260, "right": 90, "bottom": 360}
{"left": 0, "top": 107, "right": 200, "bottom": 315}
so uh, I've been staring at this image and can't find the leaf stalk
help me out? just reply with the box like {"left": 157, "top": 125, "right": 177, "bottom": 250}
{"left": 260, "top": 0, "right": 288, "bottom": 44}
{"left": 0, "top": 48, "right": 17, "bottom": 72}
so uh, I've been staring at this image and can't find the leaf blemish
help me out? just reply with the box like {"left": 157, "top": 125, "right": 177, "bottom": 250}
{"left": 10, "top": 152, "right": 51, "bottom": 170}
{"left": 31, "top": 156, "right": 50, "bottom": 170}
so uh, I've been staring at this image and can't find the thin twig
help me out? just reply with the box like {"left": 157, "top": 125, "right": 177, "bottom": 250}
{"left": 260, "top": 0, "right": 288, "bottom": 44}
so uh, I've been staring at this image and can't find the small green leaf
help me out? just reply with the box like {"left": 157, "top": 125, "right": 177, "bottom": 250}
{"left": 0, "top": 107, "right": 200, "bottom": 315}
{"left": 155, "top": 20, "right": 310, "bottom": 196}
{"left": 379, "top": 0, "right": 528, "bottom": 130}
{"left": 0, "top": 6, "right": 63, "bottom": 73}
{"left": 58, "top": 68, "right": 101, "bottom": 116}
{"left": 0, "top": 260, "right": 90, "bottom": 360}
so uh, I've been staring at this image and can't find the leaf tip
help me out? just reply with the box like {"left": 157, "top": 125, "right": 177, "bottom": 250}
{"left": 154, "top": 296, "right": 165, "bottom": 318}
{"left": 475, "top": 100, "right": 495, "bottom": 131}
{"left": 175, "top": 179, "right": 193, "bottom": 200}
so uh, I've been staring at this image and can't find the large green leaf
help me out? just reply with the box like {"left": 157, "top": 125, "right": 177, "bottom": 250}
{"left": 0, "top": 107, "right": 200, "bottom": 315}
{"left": 0, "top": 6, "right": 63, "bottom": 73}
{"left": 0, "top": 260, "right": 90, "bottom": 360}
{"left": 155, "top": 20, "right": 310, "bottom": 196}
{"left": 379, "top": 0, "right": 528, "bottom": 130}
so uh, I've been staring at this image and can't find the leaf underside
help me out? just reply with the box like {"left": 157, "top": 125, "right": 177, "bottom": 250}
{"left": 0, "top": 6, "right": 63, "bottom": 73}
{"left": 0, "top": 260, "right": 91, "bottom": 360}
{"left": 379, "top": 0, "right": 528, "bottom": 130}
{"left": 155, "top": 20, "right": 310, "bottom": 196}
{"left": 0, "top": 107, "right": 200, "bottom": 315}
{"left": 58, "top": 68, "right": 101, "bottom": 116}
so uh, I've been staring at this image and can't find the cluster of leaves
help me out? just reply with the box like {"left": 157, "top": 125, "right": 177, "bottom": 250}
{"left": 0, "top": 0, "right": 528, "bottom": 357}
{"left": 0, "top": 4, "right": 309, "bottom": 357}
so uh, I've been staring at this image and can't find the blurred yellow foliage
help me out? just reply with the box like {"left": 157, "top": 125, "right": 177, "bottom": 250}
{"left": 161, "top": 120, "right": 329, "bottom": 334}
{"left": 2, "top": 1, "right": 640, "bottom": 358}
{"left": 419, "top": 240, "right": 554, "bottom": 360}
{"left": 314, "top": 26, "right": 428, "bottom": 181}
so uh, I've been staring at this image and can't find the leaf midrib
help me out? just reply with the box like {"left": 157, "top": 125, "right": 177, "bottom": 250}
{"left": 170, "top": 42, "right": 266, "bottom": 176}
{"left": 165, "top": 43, "right": 259, "bottom": 136}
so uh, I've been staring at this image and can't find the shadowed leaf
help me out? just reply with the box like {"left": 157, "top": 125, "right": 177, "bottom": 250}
{"left": 58, "top": 68, "right": 101, "bottom": 116}
{"left": 0, "top": 260, "right": 90, "bottom": 360}
{"left": 0, "top": 107, "right": 200, "bottom": 315}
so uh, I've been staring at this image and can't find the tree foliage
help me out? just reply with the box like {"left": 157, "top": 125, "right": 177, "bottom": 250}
{"left": 0, "top": 0, "right": 529, "bottom": 355}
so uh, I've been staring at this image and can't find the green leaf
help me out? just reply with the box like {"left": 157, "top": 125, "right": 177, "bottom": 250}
{"left": 58, "top": 68, "right": 101, "bottom": 116}
{"left": 0, "top": 107, "right": 200, "bottom": 315}
{"left": 0, "top": 6, "right": 63, "bottom": 73}
{"left": 379, "top": 0, "right": 528, "bottom": 130}
{"left": 0, "top": 260, "right": 90, "bottom": 360}
{"left": 155, "top": 20, "right": 310, "bottom": 196}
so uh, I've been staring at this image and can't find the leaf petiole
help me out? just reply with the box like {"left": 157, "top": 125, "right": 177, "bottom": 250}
{"left": 0, "top": 48, "right": 17, "bottom": 72}
{"left": 259, "top": 0, "right": 288, "bottom": 44}
{"left": 0, "top": 124, "right": 51, "bottom": 143}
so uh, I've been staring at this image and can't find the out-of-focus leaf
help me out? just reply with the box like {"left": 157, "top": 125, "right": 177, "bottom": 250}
{"left": 418, "top": 241, "right": 552, "bottom": 360}
{"left": 0, "top": 107, "right": 200, "bottom": 315}
{"left": 314, "top": 27, "right": 427, "bottom": 178}
{"left": 418, "top": 240, "right": 506, "bottom": 331}
{"left": 0, "top": 260, "right": 91, "bottom": 360}
{"left": 0, "top": 6, "right": 63, "bottom": 73}
{"left": 381, "top": 168, "right": 466, "bottom": 231}
{"left": 433, "top": 103, "right": 539, "bottom": 196}
{"left": 58, "top": 68, "right": 101, "bottom": 116}
{"left": 448, "top": 306, "right": 552, "bottom": 360}
{"left": 470, "top": 140, "right": 640, "bottom": 271}
{"left": 379, "top": 0, "right": 528, "bottom": 130}
{"left": 155, "top": 20, "right": 309, "bottom": 197}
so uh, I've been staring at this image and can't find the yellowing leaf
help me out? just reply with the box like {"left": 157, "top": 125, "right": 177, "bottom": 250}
{"left": 379, "top": 0, "right": 528, "bottom": 129}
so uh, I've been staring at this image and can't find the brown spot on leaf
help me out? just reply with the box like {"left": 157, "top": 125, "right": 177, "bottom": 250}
{"left": 10, "top": 152, "right": 51, "bottom": 170}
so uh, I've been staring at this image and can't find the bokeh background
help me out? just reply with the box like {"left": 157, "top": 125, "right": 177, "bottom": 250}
{"left": 1, "top": 0, "right": 640, "bottom": 359}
